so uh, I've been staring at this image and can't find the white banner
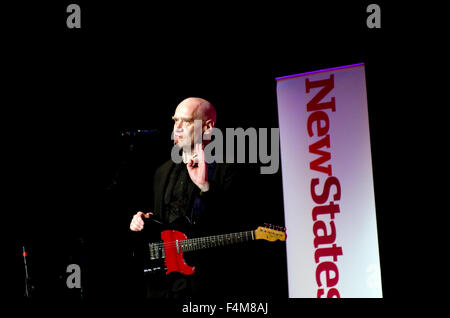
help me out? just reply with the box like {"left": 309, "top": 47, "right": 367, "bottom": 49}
{"left": 276, "top": 63, "right": 382, "bottom": 298}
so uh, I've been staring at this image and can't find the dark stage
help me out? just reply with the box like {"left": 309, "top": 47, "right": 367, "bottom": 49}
{"left": 4, "top": 0, "right": 428, "bottom": 313}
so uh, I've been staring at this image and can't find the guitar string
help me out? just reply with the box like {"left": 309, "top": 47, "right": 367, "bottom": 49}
{"left": 149, "top": 231, "right": 257, "bottom": 250}
{"left": 148, "top": 230, "right": 285, "bottom": 251}
{"left": 149, "top": 229, "right": 285, "bottom": 249}
{"left": 151, "top": 231, "right": 253, "bottom": 248}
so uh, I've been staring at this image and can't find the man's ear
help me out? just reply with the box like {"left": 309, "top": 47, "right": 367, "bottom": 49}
{"left": 203, "top": 119, "right": 215, "bottom": 140}
{"left": 205, "top": 119, "right": 215, "bottom": 130}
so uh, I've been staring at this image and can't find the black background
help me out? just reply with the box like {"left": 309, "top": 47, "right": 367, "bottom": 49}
{"left": 4, "top": 0, "right": 432, "bottom": 315}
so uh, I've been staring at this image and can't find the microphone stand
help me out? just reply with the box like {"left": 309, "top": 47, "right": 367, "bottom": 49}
{"left": 22, "top": 246, "right": 32, "bottom": 298}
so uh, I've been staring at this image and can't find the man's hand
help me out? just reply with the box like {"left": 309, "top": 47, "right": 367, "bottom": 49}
{"left": 186, "top": 143, "right": 209, "bottom": 192}
{"left": 129, "top": 211, "right": 153, "bottom": 232}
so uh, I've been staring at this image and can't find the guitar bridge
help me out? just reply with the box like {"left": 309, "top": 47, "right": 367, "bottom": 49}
{"left": 149, "top": 241, "right": 165, "bottom": 260}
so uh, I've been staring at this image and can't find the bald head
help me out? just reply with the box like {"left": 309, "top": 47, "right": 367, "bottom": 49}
{"left": 172, "top": 97, "right": 216, "bottom": 149}
{"left": 177, "top": 97, "right": 216, "bottom": 124}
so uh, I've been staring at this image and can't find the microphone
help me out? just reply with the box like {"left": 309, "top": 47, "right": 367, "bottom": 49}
{"left": 120, "top": 129, "right": 159, "bottom": 137}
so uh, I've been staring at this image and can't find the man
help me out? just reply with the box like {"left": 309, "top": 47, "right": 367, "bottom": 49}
{"left": 129, "top": 97, "right": 242, "bottom": 298}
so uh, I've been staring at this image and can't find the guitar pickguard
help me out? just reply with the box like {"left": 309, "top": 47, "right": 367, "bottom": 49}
{"left": 161, "top": 230, "right": 195, "bottom": 275}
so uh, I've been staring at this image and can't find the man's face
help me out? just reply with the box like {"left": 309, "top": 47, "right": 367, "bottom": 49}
{"left": 172, "top": 101, "right": 198, "bottom": 149}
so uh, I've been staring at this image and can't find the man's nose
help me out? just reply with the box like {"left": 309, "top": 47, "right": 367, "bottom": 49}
{"left": 174, "top": 121, "right": 183, "bottom": 129}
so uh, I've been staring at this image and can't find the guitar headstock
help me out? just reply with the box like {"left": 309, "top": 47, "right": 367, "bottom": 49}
{"left": 254, "top": 224, "right": 286, "bottom": 242}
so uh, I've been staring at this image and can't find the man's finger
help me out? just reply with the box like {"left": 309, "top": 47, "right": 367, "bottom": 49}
{"left": 131, "top": 222, "right": 143, "bottom": 231}
{"left": 196, "top": 143, "right": 205, "bottom": 160}
{"left": 132, "top": 217, "right": 142, "bottom": 225}
{"left": 132, "top": 217, "right": 141, "bottom": 224}
{"left": 144, "top": 212, "right": 153, "bottom": 218}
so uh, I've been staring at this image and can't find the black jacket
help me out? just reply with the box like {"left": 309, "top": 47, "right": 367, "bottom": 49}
{"left": 152, "top": 160, "right": 239, "bottom": 234}
{"left": 105, "top": 154, "right": 266, "bottom": 298}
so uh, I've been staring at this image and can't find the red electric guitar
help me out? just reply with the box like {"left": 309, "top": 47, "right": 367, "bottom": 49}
{"left": 143, "top": 224, "right": 286, "bottom": 275}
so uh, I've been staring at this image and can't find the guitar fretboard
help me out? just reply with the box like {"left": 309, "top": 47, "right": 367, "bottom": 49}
{"left": 181, "top": 230, "right": 255, "bottom": 252}
{"left": 149, "top": 230, "right": 255, "bottom": 260}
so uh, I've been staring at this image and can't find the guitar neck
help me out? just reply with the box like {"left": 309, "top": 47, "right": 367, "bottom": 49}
{"left": 148, "top": 226, "right": 285, "bottom": 261}
{"left": 181, "top": 230, "right": 255, "bottom": 252}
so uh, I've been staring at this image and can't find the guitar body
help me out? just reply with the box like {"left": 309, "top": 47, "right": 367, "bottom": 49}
{"left": 161, "top": 230, "right": 195, "bottom": 275}
{"left": 141, "top": 224, "right": 285, "bottom": 276}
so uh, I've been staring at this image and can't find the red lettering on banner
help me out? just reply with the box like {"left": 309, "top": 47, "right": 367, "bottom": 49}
{"left": 311, "top": 176, "right": 341, "bottom": 204}
{"left": 312, "top": 202, "right": 340, "bottom": 221}
{"left": 307, "top": 111, "right": 330, "bottom": 137}
{"left": 317, "top": 288, "right": 340, "bottom": 298}
{"left": 313, "top": 220, "right": 336, "bottom": 248}
{"left": 316, "top": 261, "right": 339, "bottom": 287}
{"left": 305, "top": 74, "right": 336, "bottom": 112}
{"left": 314, "top": 244, "right": 343, "bottom": 263}
{"left": 326, "top": 288, "right": 340, "bottom": 298}
{"left": 306, "top": 74, "right": 343, "bottom": 298}
{"left": 317, "top": 289, "right": 325, "bottom": 298}
{"left": 309, "top": 135, "right": 332, "bottom": 176}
